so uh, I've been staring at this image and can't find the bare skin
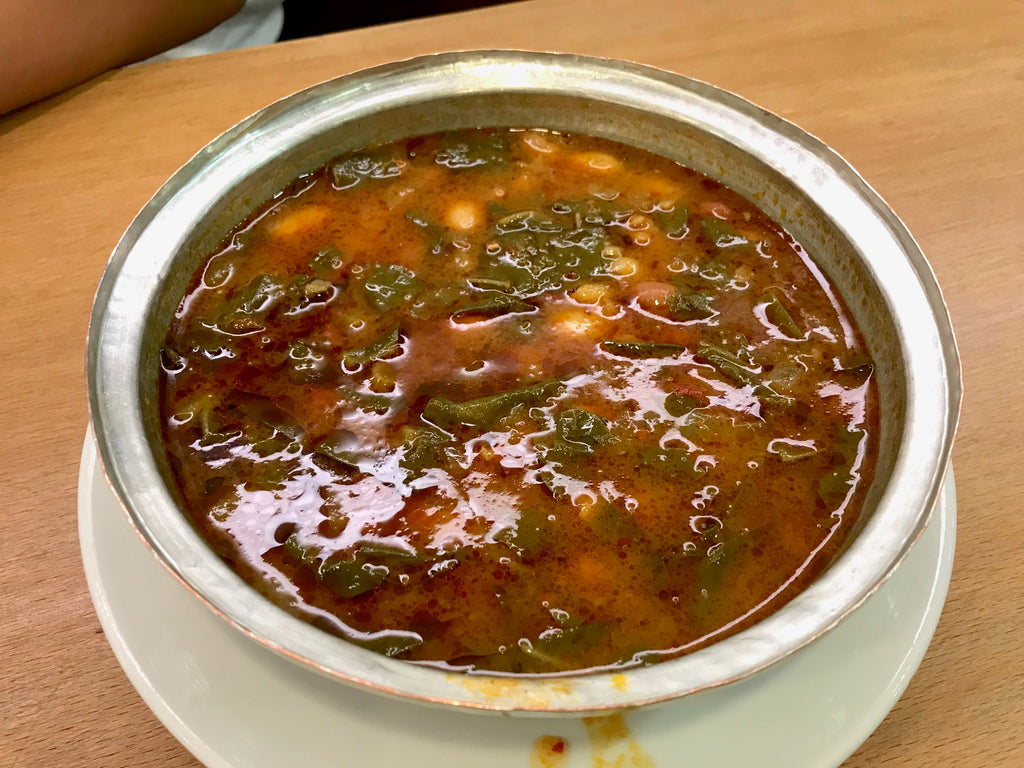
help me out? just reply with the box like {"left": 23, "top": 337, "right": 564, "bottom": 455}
{"left": 0, "top": 0, "right": 244, "bottom": 115}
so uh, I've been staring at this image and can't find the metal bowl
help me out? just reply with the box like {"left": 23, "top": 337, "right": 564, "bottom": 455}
{"left": 87, "top": 50, "right": 961, "bottom": 714}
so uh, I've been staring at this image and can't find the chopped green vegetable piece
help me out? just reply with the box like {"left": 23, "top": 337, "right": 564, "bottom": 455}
{"left": 696, "top": 342, "right": 761, "bottom": 385}
{"left": 555, "top": 408, "right": 611, "bottom": 453}
{"left": 520, "top": 622, "right": 606, "bottom": 668}
{"left": 355, "top": 630, "right": 423, "bottom": 658}
{"left": 696, "top": 342, "right": 788, "bottom": 404}
{"left": 423, "top": 378, "right": 564, "bottom": 430}
{"left": 697, "top": 533, "right": 746, "bottom": 605}
{"left": 654, "top": 204, "right": 689, "bottom": 238}
{"left": 160, "top": 346, "right": 186, "bottom": 374}
{"left": 833, "top": 359, "right": 875, "bottom": 388}
{"left": 405, "top": 210, "right": 444, "bottom": 255}
{"left": 697, "top": 257, "right": 732, "bottom": 282}
{"left": 332, "top": 150, "right": 403, "bottom": 189}
{"left": 554, "top": 198, "right": 634, "bottom": 226}
{"left": 760, "top": 289, "right": 804, "bottom": 339}
{"left": 174, "top": 393, "right": 239, "bottom": 444}
{"left": 313, "top": 432, "right": 363, "bottom": 472}
{"left": 451, "top": 293, "right": 536, "bottom": 321}
{"left": 536, "top": 468, "right": 568, "bottom": 500}
{"left": 700, "top": 217, "right": 747, "bottom": 248}
{"left": 600, "top": 340, "right": 688, "bottom": 359}
{"left": 495, "top": 208, "right": 546, "bottom": 230}
{"left": 587, "top": 501, "right": 640, "bottom": 540}
{"left": 436, "top": 131, "right": 511, "bottom": 169}
{"left": 225, "top": 391, "right": 304, "bottom": 440}
{"left": 818, "top": 427, "right": 864, "bottom": 502}
{"left": 233, "top": 274, "right": 285, "bottom": 315}
{"left": 495, "top": 507, "right": 552, "bottom": 559}
{"left": 320, "top": 556, "right": 389, "bottom": 597}
{"left": 363, "top": 264, "right": 423, "bottom": 313}
{"left": 664, "top": 392, "right": 702, "bottom": 417}
{"left": 243, "top": 458, "right": 294, "bottom": 490}
{"left": 409, "top": 280, "right": 466, "bottom": 319}
{"left": 211, "top": 274, "right": 285, "bottom": 333}
{"left": 723, "top": 481, "right": 757, "bottom": 524}
{"left": 285, "top": 534, "right": 421, "bottom": 598}
{"left": 487, "top": 200, "right": 512, "bottom": 218}
{"left": 357, "top": 540, "right": 424, "bottom": 563}
{"left": 286, "top": 339, "right": 328, "bottom": 383}
{"left": 286, "top": 535, "right": 384, "bottom": 597}
{"left": 668, "top": 288, "right": 715, "bottom": 321}
{"left": 399, "top": 426, "right": 453, "bottom": 478}
{"left": 476, "top": 209, "right": 606, "bottom": 297}
{"left": 284, "top": 532, "right": 317, "bottom": 566}
{"left": 309, "top": 246, "right": 345, "bottom": 277}
{"left": 768, "top": 440, "right": 818, "bottom": 462}
{"left": 467, "top": 276, "right": 515, "bottom": 291}
{"left": 179, "top": 326, "right": 236, "bottom": 360}
{"left": 341, "top": 325, "right": 402, "bottom": 369}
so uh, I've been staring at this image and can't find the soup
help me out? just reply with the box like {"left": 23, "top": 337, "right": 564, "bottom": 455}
{"left": 160, "top": 128, "right": 878, "bottom": 675}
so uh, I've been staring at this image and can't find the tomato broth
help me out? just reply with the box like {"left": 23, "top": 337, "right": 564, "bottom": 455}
{"left": 160, "top": 128, "right": 878, "bottom": 674}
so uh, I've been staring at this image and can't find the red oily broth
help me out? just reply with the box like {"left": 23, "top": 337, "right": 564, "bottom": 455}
{"left": 160, "top": 128, "right": 878, "bottom": 675}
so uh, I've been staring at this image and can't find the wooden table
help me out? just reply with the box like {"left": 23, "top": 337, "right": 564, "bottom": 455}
{"left": 2, "top": 0, "right": 1021, "bottom": 764}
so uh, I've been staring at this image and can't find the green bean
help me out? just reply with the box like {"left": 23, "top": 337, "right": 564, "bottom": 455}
{"left": 451, "top": 293, "right": 535, "bottom": 320}
{"left": 668, "top": 288, "right": 715, "bottom": 321}
{"left": 760, "top": 289, "right": 804, "bottom": 339}
{"left": 654, "top": 204, "right": 689, "bottom": 238}
{"left": 700, "top": 217, "right": 747, "bottom": 248}
{"left": 341, "top": 325, "right": 402, "bottom": 369}
{"left": 423, "top": 378, "right": 564, "bottom": 430}
{"left": 697, "top": 342, "right": 788, "bottom": 404}
{"left": 601, "top": 340, "right": 688, "bottom": 359}
{"left": 363, "top": 264, "right": 423, "bottom": 312}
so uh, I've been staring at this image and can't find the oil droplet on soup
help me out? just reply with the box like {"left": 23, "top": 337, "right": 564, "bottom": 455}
{"left": 160, "top": 128, "right": 879, "bottom": 674}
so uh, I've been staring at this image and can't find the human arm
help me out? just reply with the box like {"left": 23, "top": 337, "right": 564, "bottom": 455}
{"left": 0, "top": 0, "right": 244, "bottom": 115}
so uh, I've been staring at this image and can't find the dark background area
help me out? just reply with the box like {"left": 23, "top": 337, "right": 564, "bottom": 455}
{"left": 280, "top": 0, "right": 520, "bottom": 39}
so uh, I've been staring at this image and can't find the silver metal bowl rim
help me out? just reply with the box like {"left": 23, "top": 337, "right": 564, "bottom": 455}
{"left": 87, "top": 50, "right": 961, "bottom": 714}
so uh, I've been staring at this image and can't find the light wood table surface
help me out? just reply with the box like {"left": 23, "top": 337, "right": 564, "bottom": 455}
{"left": 2, "top": 0, "right": 1021, "bottom": 765}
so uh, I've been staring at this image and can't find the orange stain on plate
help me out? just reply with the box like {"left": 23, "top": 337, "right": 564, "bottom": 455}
{"left": 582, "top": 714, "right": 655, "bottom": 768}
{"left": 531, "top": 735, "right": 570, "bottom": 768}
{"left": 451, "top": 674, "right": 575, "bottom": 705}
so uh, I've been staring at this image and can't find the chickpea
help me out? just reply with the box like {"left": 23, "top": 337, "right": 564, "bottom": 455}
{"left": 631, "top": 281, "right": 675, "bottom": 312}
{"left": 549, "top": 307, "right": 609, "bottom": 338}
{"left": 608, "top": 256, "right": 640, "bottom": 277}
{"left": 444, "top": 200, "right": 485, "bottom": 231}
{"left": 522, "top": 132, "right": 557, "bottom": 154}
{"left": 368, "top": 361, "right": 396, "bottom": 393}
{"left": 570, "top": 151, "right": 621, "bottom": 172}
{"left": 575, "top": 493, "right": 600, "bottom": 520}
{"left": 476, "top": 442, "right": 498, "bottom": 462}
{"left": 571, "top": 282, "right": 612, "bottom": 305}
{"left": 271, "top": 204, "right": 332, "bottom": 238}
{"left": 627, "top": 213, "right": 651, "bottom": 230}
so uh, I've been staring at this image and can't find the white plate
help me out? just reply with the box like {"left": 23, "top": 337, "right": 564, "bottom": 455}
{"left": 79, "top": 434, "right": 955, "bottom": 768}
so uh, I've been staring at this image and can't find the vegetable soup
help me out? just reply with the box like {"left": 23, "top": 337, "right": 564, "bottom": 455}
{"left": 160, "top": 128, "right": 878, "bottom": 674}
